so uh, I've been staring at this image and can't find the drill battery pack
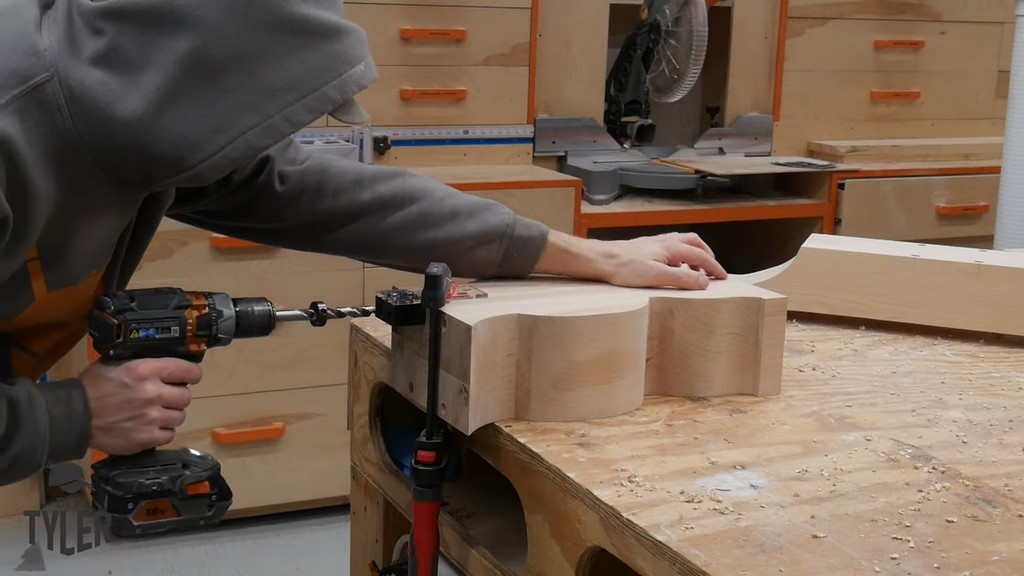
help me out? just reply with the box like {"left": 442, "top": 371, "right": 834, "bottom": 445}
{"left": 90, "top": 447, "right": 232, "bottom": 537}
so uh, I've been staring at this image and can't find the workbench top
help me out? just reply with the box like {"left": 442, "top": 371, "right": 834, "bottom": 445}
{"left": 353, "top": 314, "right": 1024, "bottom": 575}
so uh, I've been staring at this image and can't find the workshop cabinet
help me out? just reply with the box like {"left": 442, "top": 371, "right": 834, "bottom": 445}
{"left": 333, "top": 1, "right": 533, "bottom": 127}
{"left": 774, "top": 0, "right": 1015, "bottom": 155}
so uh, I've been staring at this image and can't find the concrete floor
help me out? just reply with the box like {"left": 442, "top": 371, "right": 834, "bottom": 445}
{"left": 0, "top": 501, "right": 460, "bottom": 575}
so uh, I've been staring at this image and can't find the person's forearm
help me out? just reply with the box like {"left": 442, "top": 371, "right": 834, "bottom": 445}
{"left": 168, "top": 138, "right": 550, "bottom": 280}
{"left": 0, "top": 377, "right": 91, "bottom": 486}
{"left": 532, "top": 230, "right": 617, "bottom": 282}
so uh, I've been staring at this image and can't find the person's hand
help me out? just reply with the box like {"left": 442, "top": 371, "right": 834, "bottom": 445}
{"left": 533, "top": 231, "right": 728, "bottom": 290}
{"left": 79, "top": 359, "right": 201, "bottom": 455}
{"left": 601, "top": 232, "right": 728, "bottom": 289}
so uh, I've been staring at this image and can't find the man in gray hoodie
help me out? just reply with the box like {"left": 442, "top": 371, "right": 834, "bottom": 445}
{"left": 0, "top": 0, "right": 726, "bottom": 486}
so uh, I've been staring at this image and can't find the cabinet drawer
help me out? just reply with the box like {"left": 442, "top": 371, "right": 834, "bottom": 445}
{"left": 345, "top": 4, "right": 530, "bottom": 67}
{"left": 332, "top": 65, "right": 529, "bottom": 126}
{"left": 837, "top": 174, "right": 999, "bottom": 241}
{"left": 169, "top": 385, "right": 349, "bottom": 515}
{"left": 128, "top": 226, "right": 362, "bottom": 397}
{"left": 348, "top": 0, "right": 530, "bottom": 7}
{"left": 785, "top": 18, "right": 1002, "bottom": 72}
{"left": 780, "top": 70, "right": 999, "bottom": 122}
{"left": 787, "top": 0, "right": 1014, "bottom": 23}
{"left": 469, "top": 187, "right": 577, "bottom": 235}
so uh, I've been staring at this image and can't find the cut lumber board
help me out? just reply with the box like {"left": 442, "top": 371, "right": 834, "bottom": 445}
{"left": 657, "top": 152, "right": 853, "bottom": 175}
{"left": 808, "top": 137, "right": 1004, "bottom": 164}
{"left": 738, "top": 233, "right": 1024, "bottom": 337}
{"left": 391, "top": 278, "right": 787, "bottom": 435}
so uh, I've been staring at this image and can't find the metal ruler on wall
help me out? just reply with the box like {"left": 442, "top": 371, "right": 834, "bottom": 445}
{"left": 296, "top": 125, "right": 534, "bottom": 147}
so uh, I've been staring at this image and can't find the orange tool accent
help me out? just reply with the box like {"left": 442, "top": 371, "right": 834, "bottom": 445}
{"left": 874, "top": 39, "right": 926, "bottom": 49}
{"left": 211, "top": 421, "right": 287, "bottom": 445}
{"left": 400, "top": 27, "right": 467, "bottom": 41}
{"left": 132, "top": 499, "right": 180, "bottom": 522}
{"left": 936, "top": 202, "right": 990, "bottom": 216}
{"left": 400, "top": 88, "right": 467, "bottom": 101}
{"left": 186, "top": 481, "right": 212, "bottom": 496}
{"left": 208, "top": 234, "right": 263, "bottom": 250}
{"left": 870, "top": 89, "right": 921, "bottom": 101}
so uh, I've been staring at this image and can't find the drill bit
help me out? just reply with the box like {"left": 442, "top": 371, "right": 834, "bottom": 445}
{"left": 275, "top": 302, "right": 375, "bottom": 326}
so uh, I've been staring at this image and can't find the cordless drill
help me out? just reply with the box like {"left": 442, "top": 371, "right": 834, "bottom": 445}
{"left": 86, "top": 287, "right": 374, "bottom": 537}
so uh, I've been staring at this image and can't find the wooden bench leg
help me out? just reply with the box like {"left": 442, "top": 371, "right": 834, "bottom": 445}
{"left": 350, "top": 465, "right": 410, "bottom": 574}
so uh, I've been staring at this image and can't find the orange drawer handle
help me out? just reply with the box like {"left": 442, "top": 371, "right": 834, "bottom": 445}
{"left": 400, "top": 88, "right": 467, "bottom": 101}
{"left": 875, "top": 39, "right": 926, "bottom": 49}
{"left": 209, "top": 234, "right": 263, "bottom": 250}
{"left": 936, "top": 202, "right": 990, "bottom": 216}
{"left": 211, "top": 421, "right": 286, "bottom": 444}
{"left": 400, "top": 27, "right": 467, "bottom": 41}
{"left": 870, "top": 89, "right": 921, "bottom": 101}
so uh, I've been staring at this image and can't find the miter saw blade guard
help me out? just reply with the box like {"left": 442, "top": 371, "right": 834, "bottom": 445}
{"left": 604, "top": 0, "right": 709, "bottom": 147}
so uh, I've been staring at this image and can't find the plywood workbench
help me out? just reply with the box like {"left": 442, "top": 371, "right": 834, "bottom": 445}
{"left": 349, "top": 313, "right": 1024, "bottom": 575}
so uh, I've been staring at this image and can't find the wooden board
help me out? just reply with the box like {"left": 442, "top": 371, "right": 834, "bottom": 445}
{"left": 722, "top": 0, "right": 781, "bottom": 125}
{"left": 771, "top": 117, "right": 1008, "bottom": 157}
{"left": 809, "top": 137, "right": 1004, "bottom": 163}
{"left": 391, "top": 278, "right": 787, "bottom": 435}
{"left": 740, "top": 233, "right": 1024, "bottom": 337}
{"left": 657, "top": 153, "right": 853, "bottom": 175}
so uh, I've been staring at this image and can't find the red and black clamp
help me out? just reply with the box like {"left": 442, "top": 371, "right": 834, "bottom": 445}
{"left": 374, "top": 262, "right": 452, "bottom": 576}
{"left": 408, "top": 262, "right": 449, "bottom": 576}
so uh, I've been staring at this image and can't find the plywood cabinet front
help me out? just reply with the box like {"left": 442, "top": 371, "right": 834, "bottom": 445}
{"left": 333, "top": 65, "right": 529, "bottom": 126}
{"left": 837, "top": 174, "right": 1000, "bottom": 241}
{"left": 169, "top": 385, "right": 350, "bottom": 515}
{"left": 344, "top": 4, "right": 530, "bottom": 67}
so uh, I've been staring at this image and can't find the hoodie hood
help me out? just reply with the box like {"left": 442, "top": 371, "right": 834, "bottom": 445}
{"left": 42, "top": 0, "right": 376, "bottom": 189}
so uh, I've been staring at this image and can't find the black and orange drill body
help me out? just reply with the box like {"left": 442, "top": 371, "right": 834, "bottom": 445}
{"left": 86, "top": 287, "right": 276, "bottom": 537}
{"left": 89, "top": 287, "right": 277, "bottom": 363}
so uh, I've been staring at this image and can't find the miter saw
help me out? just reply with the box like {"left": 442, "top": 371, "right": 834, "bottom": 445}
{"left": 535, "top": 0, "right": 774, "bottom": 205}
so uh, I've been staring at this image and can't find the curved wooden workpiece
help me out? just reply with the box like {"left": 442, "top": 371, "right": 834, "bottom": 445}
{"left": 390, "top": 278, "right": 787, "bottom": 435}
{"left": 735, "top": 233, "right": 1024, "bottom": 338}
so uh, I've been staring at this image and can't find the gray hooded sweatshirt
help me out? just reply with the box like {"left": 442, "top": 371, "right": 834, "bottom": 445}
{"left": 0, "top": 0, "right": 549, "bottom": 485}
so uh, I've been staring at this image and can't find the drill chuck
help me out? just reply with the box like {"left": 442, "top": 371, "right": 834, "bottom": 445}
{"left": 231, "top": 297, "right": 277, "bottom": 338}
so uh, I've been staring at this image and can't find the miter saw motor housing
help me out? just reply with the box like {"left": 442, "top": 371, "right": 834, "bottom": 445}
{"left": 604, "top": 1, "right": 661, "bottom": 147}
